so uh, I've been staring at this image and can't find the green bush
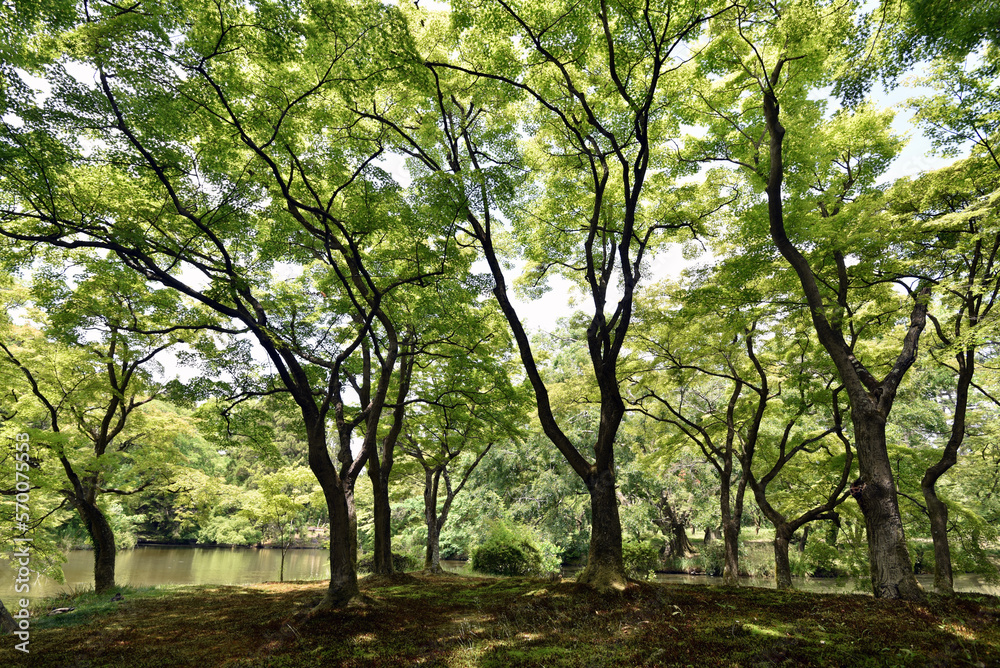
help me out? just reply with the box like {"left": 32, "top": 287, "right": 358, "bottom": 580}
{"left": 800, "top": 540, "right": 841, "bottom": 577}
{"left": 623, "top": 540, "right": 660, "bottom": 580}
{"left": 471, "top": 521, "right": 559, "bottom": 576}
{"left": 697, "top": 540, "right": 727, "bottom": 577}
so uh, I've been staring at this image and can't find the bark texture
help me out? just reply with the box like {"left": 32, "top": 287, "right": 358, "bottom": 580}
{"left": 78, "top": 499, "right": 117, "bottom": 594}
{"left": 313, "top": 464, "right": 361, "bottom": 609}
{"left": 773, "top": 532, "right": 793, "bottom": 590}
{"left": 576, "top": 467, "right": 626, "bottom": 589}
{"left": 368, "top": 447, "right": 395, "bottom": 576}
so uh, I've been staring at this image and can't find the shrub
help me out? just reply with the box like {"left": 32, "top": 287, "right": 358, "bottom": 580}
{"left": 471, "top": 521, "right": 559, "bottom": 576}
{"left": 800, "top": 540, "right": 841, "bottom": 578}
{"left": 623, "top": 540, "right": 660, "bottom": 580}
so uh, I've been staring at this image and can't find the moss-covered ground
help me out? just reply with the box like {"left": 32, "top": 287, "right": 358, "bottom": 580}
{"left": 2, "top": 573, "right": 997, "bottom": 667}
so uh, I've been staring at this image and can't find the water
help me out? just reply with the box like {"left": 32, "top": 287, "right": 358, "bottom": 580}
{"left": 1, "top": 545, "right": 331, "bottom": 599}
{"left": 1, "top": 547, "right": 996, "bottom": 600}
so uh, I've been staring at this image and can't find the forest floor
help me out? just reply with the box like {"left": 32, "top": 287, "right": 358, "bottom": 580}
{"left": 2, "top": 572, "right": 998, "bottom": 667}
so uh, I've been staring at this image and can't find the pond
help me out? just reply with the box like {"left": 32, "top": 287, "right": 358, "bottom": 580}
{"left": 2, "top": 546, "right": 997, "bottom": 600}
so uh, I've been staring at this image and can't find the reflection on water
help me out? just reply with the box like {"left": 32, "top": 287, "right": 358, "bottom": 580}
{"left": 0, "top": 545, "right": 332, "bottom": 599}
{"left": 1, "top": 547, "right": 996, "bottom": 599}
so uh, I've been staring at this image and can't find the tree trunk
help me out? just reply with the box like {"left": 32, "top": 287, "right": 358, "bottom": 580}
{"left": 669, "top": 522, "right": 695, "bottom": 559}
{"left": 308, "top": 420, "right": 363, "bottom": 610}
{"left": 718, "top": 459, "right": 741, "bottom": 586}
{"left": 367, "top": 338, "right": 412, "bottom": 577}
{"left": 424, "top": 518, "right": 443, "bottom": 574}
{"left": 919, "top": 353, "right": 973, "bottom": 596}
{"left": 774, "top": 529, "right": 793, "bottom": 590}
{"left": 576, "top": 467, "right": 626, "bottom": 589}
{"left": 852, "top": 413, "right": 924, "bottom": 600}
{"left": 922, "top": 483, "right": 954, "bottom": 595}
{"left": 345, "top": 483, "right": 358, "bottom": 569}
{"left": 78, "top": 499, "right": 116, "bottom": 594}
{"left": 316, "top": 480, "right": 361, "bottom": 609}
{"left": 721, "top": 516, "right": 740, "bottom": 586}
{"left": 654, "top": 491, "right": 695, "bottom": 558}
{"left": 798, "top": 525, "right": 810, "bottom": 553}
{"left": 0, "top": 598, "right": 16, "bottom": 635}
{"left": 423, "top": 468, "right": 444, "bottom": 574}
{"left": 368, "top": 446, "right": 394, "bottom": 575}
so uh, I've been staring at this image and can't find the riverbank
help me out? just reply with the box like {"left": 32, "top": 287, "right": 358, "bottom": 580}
{"left": 2, "top": 573, "right": 998, "bottom": 667}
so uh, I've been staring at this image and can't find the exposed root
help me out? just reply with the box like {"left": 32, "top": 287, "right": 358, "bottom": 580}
{"left": 576, "top": 564, "right": 628, "bottom": 592}
{"left": 308, "top": 589, "right": 374, "bottom": 615}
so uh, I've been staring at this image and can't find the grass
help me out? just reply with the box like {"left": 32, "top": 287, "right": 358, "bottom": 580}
{"left": 2, "top": 573, "right": 998, "bottom": 667}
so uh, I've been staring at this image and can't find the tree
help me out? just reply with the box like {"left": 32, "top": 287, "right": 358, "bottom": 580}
{"left": 369, "top": 0, "right": 729, "bottom": 589}
{"left": 400, "top": 305, "right": 526, "bottom": 573}
{"left": 691, "top": 0, "right": 928, "bottom": 599}
{"left": 744, "top": 378, "right": 854, "bottom": 590}
{"left": 629, "top": 270, "right": 850, "bottom": 587}
{"left": 0, "top": 266, "right": 186, "bottom": 593}
{"left": 0, "top": 0, "right": 459, "bottom": 608}
{"left": 907, "top": 48, "right": 1000, "bottom": 172}
{"left": 883, "top": 156, "right": 1000, "bottom": 593}
{"left": 835, "top": 0, "right": 1000, "bottom": 105}
{"left": 629, "top": 299, "right": 758, "bottom": 586}
{"left": 241, "top": 466, "right": 321, "bottom": 582}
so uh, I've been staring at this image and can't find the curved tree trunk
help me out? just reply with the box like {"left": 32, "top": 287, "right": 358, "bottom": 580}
{"left": 653, "top": 491, "right": 695, "bottom": 558}
{"left": 762, "top": 76, "right": 925, "bottom": 602}
{"left": 919, "top": 353, "right": 973, "bottom": 596}
{"left": 78, "top": 499, "right": 116, "bottom": 594}
{"left": 669, "top": 522, "right": 696, "bottom": 559}
{"left": 576, "top": 467, "right": 626, "bottom": 589}
{"left": 922, "top": 488, "right": 953, "bottom": 594}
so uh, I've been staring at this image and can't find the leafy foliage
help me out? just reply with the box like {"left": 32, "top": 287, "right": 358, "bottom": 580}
{"left": 471, "top": 520, "right": 560, "bottom": 577}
